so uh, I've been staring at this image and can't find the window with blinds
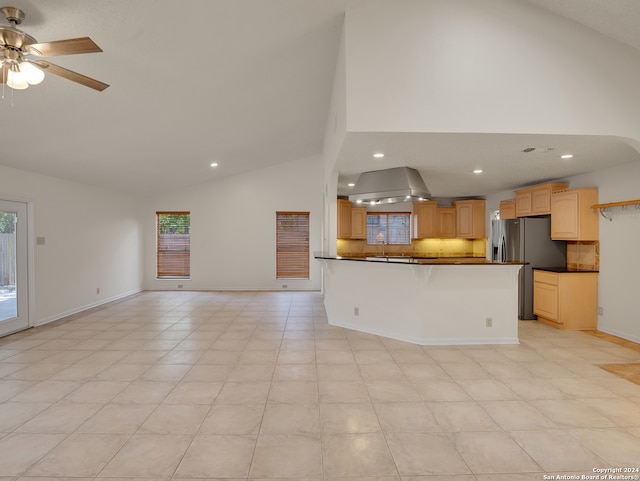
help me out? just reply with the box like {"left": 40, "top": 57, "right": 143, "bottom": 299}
{"left": 366, "top": 213, "right": 411, "bottom": 245}
{"left": 276, "top": 212, "right": 310, "bottom": 279}
{"left": 157, "top": 212, "right": 190, "bottom": 278}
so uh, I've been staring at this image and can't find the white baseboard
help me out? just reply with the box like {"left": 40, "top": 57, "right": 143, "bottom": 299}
{"left": 33, "top": 288, "right": 143, "bottom": 327}
{"left": 596, "top": 325, "right": 640, "bottom": 344}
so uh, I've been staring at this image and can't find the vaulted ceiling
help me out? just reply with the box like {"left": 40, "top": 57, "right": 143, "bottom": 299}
{"left": 1, "top": 0, "right": 639, "bottom": 197}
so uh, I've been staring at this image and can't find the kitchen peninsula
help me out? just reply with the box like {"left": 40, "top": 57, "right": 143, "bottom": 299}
{"left": 315, "top": 254, "right": 523, "bottom": 345}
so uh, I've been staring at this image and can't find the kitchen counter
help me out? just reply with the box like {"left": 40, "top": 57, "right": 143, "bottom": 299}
{"left": 315, "top": 253, "right": 523, "bottom": 345}
{"left": 534, "top": 267, "right": 599, "bottom": 273}
{"left": 315, "top": 252, "right": 524, "bottom": 266}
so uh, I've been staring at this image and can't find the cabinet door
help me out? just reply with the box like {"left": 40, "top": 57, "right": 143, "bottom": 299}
{"left": 412, "top": 201, "right": 437, "bottom": 239}
{"left": 499, "top": 200, "right": 516, "bottom": 220}
{"left": 438, "top": 208, "right": 456, "bottom": 238}
{"left": 454, "top": 200, "right": 485, "bottom": 239}
{"left": 550, "top": 191, "right": 579, "bottom": 239}
{"left": 557, "top": 273, "right": 598, "bottom": 330}
{"left": 515, "top": 190, "right": 532, "bottom": 217}
{"left": 533, "top": 281, "right": 559, "bottom": 322}
{"left": 337, "top": 199, "right": 351, "bottom": 239}
{"left": 551, "top": 188, "right": 598, "bottom": 241}
{"left": 456, "top": 202, "right": 474, "bottom": 238}
{"left": 531, "top": 186, "right": 552, "bottom": 214}
{"left": 350, "top": 207, "right": 367, "bottom": 239}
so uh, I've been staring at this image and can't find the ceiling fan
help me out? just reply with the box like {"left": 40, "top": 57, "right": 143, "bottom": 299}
{"left": 0, "top": 5, "right": 108, "bottom": 91}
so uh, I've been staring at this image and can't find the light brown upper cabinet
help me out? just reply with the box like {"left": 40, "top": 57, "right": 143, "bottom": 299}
{"left": 350, "top": 207, "right": 367, "bottom": 239}
{"left": 515, "top": 182, "right": 569, "bottom": 217}
{"left": 550, "top": 188, "right": 599, "bottom": 241}
{"left": 337, "top": 199, "right": 351, "bottom": 239}
{"left": 437, "top": 207, "right": 457, "bottom": 238}
{"left": 412, "top": 201, "right": 438, "bottom": 239}
{"left": 499, "top": 199, "right": 517, "bottom": 220}
{"left": 454, "top": 199, "right": 486, "bottom": 239}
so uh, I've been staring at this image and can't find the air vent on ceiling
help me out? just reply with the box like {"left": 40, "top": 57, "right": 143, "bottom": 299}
{"left": 522, "top": 147, "right": 556, "bottom": 153}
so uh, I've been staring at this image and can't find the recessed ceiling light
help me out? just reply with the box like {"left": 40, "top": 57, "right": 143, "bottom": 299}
{"left": 356, "top": 199, "right": 363, "bottom": 204}
{"left": 473, "top": 169, "right": 483, "bottom": 174}
{"left": 560, "top": 154, "right": 573, "bottom": 159}
{"left": 347, "top": 183, "right": 355, "bottom": 187}
{"left": 210, "top": 162, "right": 219, "bottom": 167}
{"left": 373, "top": 153, "right": 384, "bottom": 158}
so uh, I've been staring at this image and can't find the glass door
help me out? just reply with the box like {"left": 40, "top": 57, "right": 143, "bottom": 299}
{"left": 0, "top": 200, "right": 29, "bottom": 337}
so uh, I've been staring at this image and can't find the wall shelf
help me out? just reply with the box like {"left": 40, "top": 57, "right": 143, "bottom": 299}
{"left": 592, "top": 199, "right": 640, "bottom": 221}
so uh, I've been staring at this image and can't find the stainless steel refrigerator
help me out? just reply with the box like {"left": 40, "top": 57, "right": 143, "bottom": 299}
{"left": 491, "top": 216, "right": 567, "bottom": 319}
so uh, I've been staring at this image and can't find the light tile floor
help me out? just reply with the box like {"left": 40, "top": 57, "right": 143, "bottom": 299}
{"left": 0, "top": 290, "right": 640, "bottom": 480}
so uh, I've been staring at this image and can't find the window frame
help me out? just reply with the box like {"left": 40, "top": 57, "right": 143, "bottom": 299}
{"left": 156, "top": 211, "right": 191, "bottom": 279}
{"left": 366, "top": 212, "right": 412, "bottom": 245}
{"left": 276, "top": 211, "right": 310, "bottom": 280}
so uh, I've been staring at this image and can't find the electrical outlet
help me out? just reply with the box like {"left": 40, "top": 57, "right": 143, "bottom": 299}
{"left": 354, "top": 307, "right": 359, "bottom": 316}
{"left": 598, "top": 307, "right": 603, "bottom": 316}
{"left": 177, "top": 284, "right": 183, "bottom": 289}
{"left": 96, "top": 287, "right": 100, "bottom": 295}
{"left": 485, "top": 317, "right": 493, "bottom": 327}
{"left": 282, "top": 284, "right": 288, "bottom": 289}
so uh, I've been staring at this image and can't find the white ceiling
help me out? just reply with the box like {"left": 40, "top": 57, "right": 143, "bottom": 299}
{"left": 526, "top": 0, "right": 640, "bottom": 52}
{"left": 336, "top": 133, "right": 640, "bottom": 199}
{"left": 1, "top": 0, "right": 639, "bottom": 198}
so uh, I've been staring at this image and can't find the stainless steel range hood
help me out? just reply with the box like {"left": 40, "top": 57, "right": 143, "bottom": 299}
{"left": 348, "top": 167, "right": 431, "bottom": 204}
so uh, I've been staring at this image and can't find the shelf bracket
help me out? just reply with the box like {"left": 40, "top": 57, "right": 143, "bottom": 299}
{"left": 599, "top": 208, "right": 612, "bottom": 221}
{"left": 592, "top": 199, "right": 640, "bottom": 221}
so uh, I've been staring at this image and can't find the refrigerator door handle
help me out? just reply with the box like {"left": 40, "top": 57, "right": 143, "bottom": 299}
{"left": 499, "top": 236, "right": 507, "bottom": 262}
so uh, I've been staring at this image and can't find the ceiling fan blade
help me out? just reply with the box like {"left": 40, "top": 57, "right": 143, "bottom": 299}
{"left": 31, "top": 60, "right": 109, "bottom": 91}
{"left": 26, "top": 37, "right": 103, "bottom": 57}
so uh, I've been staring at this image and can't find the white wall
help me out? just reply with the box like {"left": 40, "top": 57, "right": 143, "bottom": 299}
{"left": 323, "top": 24, "right": 347, "bottom": 255}
{"left": 143, "top": 155, "right": 324, "bottom": 291}
{"left": 344, "top": 0, "right": 640, "bottom": 143}
{"left": 0, "top": 165, "right": 144, "bottom": 325}
{"left": 562, "top": 161, "right": 640, "bottom": 343}
{"left": 486, "top": 160, "right": 640, "bottom": 343}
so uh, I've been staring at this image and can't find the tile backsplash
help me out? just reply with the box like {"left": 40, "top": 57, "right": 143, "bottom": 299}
{"left": 566, "top": 241, "right": 599, "bottom": 271}
{"left": 337, "top": 238, "right": 487, "bottom": 258}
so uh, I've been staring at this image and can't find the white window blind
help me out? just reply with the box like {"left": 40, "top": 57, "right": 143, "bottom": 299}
{"left": 276, "top": 212, "right": 310, "bottom": 279}
{"left": 157, "top": 212, "right": 190, "bottom": 278}
{"left": 366, "top": 213, "right": 411, "bottom": 245}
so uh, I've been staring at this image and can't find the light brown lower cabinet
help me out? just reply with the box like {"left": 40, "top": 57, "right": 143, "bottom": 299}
{"left": 533, "top": 269, "right": 598, "bottom": 330}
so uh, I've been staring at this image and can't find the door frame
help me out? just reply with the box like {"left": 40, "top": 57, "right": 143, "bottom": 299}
{"left": 0, "top": 196, "right": 35, "bottom": 335}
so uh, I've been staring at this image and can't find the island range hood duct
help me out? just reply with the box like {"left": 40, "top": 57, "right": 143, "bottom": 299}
{"left": 348, "top": 166, "right": 431, "bottom": 204}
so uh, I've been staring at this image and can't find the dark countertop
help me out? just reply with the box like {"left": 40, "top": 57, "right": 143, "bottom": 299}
{"left": 314, "top": 252, "right": 525, "bottom": 266}
{"left": 534, "top": 267, "right": 599, "bottom": 273}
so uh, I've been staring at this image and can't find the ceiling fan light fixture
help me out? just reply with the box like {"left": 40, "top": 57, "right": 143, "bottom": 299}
{"left": 19, "top": 61, "right": 44, "bottom": 85}
{"left": 0, "top": 6, "right": 108, "bottom": 92}
{"left": 6, "top": 67, "right": 28, "bottom": 90}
